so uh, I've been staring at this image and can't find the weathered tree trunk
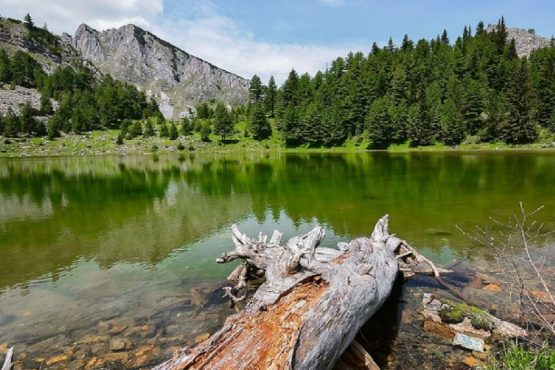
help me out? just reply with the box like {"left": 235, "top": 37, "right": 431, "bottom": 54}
{"left": 155, "top": 215, "right": 419, "bottom": 370}
{"left": 1, "top": 346, "right": 13, "bottom": 370}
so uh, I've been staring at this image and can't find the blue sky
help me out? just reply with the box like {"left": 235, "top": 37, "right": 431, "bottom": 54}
{"left": 1, "top": 0, "right": 553, "bottom": 82}
{"left": 166, "top": 0, "right": 553, "bottom": 45}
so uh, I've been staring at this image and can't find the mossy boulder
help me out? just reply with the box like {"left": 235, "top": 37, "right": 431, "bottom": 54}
{"left": 439, "top": 299, "right": 496, "bottom": 331}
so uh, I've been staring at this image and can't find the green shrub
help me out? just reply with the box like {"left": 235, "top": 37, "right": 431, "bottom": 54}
{"left": 486, "top": 341, "right": 555, "bottom": 370}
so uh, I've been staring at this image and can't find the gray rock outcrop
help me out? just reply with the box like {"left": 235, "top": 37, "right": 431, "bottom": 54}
{"left": 487, "top": 25, "right": 552, "bottom": 57}
{"left": 69, "top": 24, "right": 250, "bottom": 119}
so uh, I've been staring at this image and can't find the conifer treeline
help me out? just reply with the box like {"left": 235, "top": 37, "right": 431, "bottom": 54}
{"left": 0, "top": 48, "right": 160, "bottom": 139}
{"left": 251, "top": 18, "right": 555, "bottom": 148}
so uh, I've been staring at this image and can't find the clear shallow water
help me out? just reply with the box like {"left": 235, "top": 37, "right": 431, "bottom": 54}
{"left": 0, "top": 151, "right": 554, "bottom": 367}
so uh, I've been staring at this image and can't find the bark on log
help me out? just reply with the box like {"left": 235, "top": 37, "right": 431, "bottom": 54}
{"left": 155, "top": 215, "right": 409, "bottom": 370}
{"left": 1, "top": 347, "right": 13, "bottom": 370}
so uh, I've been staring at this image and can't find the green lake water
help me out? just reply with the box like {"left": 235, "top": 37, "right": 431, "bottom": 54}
{"left": 0, "top": 151, "right": 554, "bottom": 367}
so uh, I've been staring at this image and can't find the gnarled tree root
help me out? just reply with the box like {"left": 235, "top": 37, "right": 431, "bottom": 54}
{"left": 155, "top": 215, "right": 420, "bottom": 370}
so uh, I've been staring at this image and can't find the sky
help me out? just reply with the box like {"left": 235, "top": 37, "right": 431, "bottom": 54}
{"left": 0, "top": 0, "right": 553, "bottom": 83}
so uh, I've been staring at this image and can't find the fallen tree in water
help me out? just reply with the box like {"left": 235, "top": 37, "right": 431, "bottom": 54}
{"left": 155, "top": 215, "right": 441, "bottom": 370}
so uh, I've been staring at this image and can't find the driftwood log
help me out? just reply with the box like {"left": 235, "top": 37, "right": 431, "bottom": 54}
{"left": 155, "top": 215, "right": 434, "bottom": 370}
{"left": 1, "top": 347, "right": 13, "bottom": 370}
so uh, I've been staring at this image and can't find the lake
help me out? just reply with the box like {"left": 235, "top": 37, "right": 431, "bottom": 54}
{"left": 1, "top": 151, "right": 554, "bottom": 368}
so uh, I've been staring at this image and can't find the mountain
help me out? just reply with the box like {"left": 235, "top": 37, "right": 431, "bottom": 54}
{"left": 68, "top": 24, "right": 250, "bottom": 119}
{"left": 487, "top": 25, "right": 552, "bottom": 57}
{"left": 0, "top": 17, "right": 97, "bottom": 74}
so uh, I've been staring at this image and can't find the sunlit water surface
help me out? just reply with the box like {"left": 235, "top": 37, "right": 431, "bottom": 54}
{"left": 0, "top": 151, "right": 554, "bottom": 368}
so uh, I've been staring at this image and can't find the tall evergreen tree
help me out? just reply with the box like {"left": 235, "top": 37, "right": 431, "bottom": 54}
{"left": 47, "top": 115, "right": 62, "bottom": 140}
{"left": 180, "top": 117, "right": 193, "bottom": 135}
{"left": 213, "top": 102, "right": 234, "bottom": 141}
{"left": 23, "top": 13, "right": 34, "bottom": 29}
{"left": 530, "top": 47, "right": 555, "bottom": 130}
{"left": 264, "top": 76, "right": 277, "bottom": 117}
{"left": 128, "top": 120, "right": 143, "bottom": 138}
{"left": 461, "top": 79, "right": 485, "bottom": 135}
{"left": 366, "top": 96, "right": 393, "bottom": 149}
{"left": 480, "top": 92, "right": 507, "bottom": 142}
{"left": 144, "top": 120, "right": 155, "bottom": 137}
{"left": 501, "top": 59, "right": 537, "bottom": 144}
{"left": 0, "top": 50, "right": 11, "bottom": 83}
{"left": 159, "top": 122, "right": 169, "bottom": 137}
{"left": 440, "top": 98, "right": 465, "bottom": 145}
{"left": 4, "top": 109, "right": 20, "bottom": 137}
{"left": 19, "top": 101, "right": 37, "bottom": 135}
{"left": 168, "top": 123, "right": 178, "bottom": 140}
{"left": 248, "top": 103, "right": 272, "bottom": 140}
{"left": 407, "top": 100, "right": 434, "bottom": 147}
{"left": 249, "top": 75, "right": 264, "bottom": 103}
{"left": 40, "top": 93, "right": 53, "bottom": 115}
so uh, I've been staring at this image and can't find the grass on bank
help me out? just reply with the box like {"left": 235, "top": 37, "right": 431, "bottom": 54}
{"left": 1, "top": 119, "right": 555, "bottom": 157}
{"left": 486, "top": 341, "right": 555, "bottom": 370}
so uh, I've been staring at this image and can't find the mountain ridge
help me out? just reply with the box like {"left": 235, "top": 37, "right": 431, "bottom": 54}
{"left": 68, "top": 23, "right": 250, "bottom": 119}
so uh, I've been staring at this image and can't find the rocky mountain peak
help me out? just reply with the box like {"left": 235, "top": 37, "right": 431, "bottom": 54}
{"left": 71, "top": 23, "right": 249, "bottom": 119}
{"left": 487, "top": 24, "right": 552, "bottom": 57}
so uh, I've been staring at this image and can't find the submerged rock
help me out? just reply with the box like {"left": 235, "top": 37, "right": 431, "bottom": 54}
{"left": 45, "top": 353, "right": 69, "bottom": 366}
{"left": 109, "top": 338, "right": 129, "bottom": 352}
{"left": 453, "top": 333, "right": 484, "bottom": 352}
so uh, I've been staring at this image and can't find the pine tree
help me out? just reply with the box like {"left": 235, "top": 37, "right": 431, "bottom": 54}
{"left": 168, "top": 123, "right": 178, "bottom": 140}
{"left": 387, "top": 37, "right": 395, "bottom": 51}
{"left": 461, "top": 79, "right": 485, "bottom": 135}
{"left": 159, "top": 122, "right": 169, "bottom": 137}
{"left": 180, "top": 117, "right": 193, "bottom": 135}
{"left": 279, "top": 105, "right": 300, "bottom": 145}
{"left": 129, "top": 121, "right": 143, "bottom": 138}
{"left": 407, "top": 101, "right": 434, "bottom": 147}
{"left": 440, "top": 98, "right": 465, "bottom": 146}
{"left": 19, "top": 101, "right": 36, "bottom": 135}
{"left": 23, "top": 13, "right": 34, "bottom": 29}
{"left": 119, "top": 119, "right": 130, "bottom": 136}
{"left": 480, "top": 92, "right": 507, "bottom": 142}
{"left": 476, "top": 21, "right": 485, "bottom": 36}
{"left": 366, "top": 96, "right": 393, "bottom": 149}
{"left": 196, "top": 103, "right": 212, "bottom": 119}
{"left": 200, "top": 124, "right": 211, "bottom": 142}
{"left": 530, "top": 47, "right": 555, "bottom": 130}
{"left": 264, "top": 76, "right": 277, "bottom": 117}
{"left": 319, "top": 101, "right": 348, "bottom": 146}
{"left": 0, "top": 50, "right": 11, "bottom": 83}
{"left": 501, "top": 59, "right": 537, "bottom": 144}
{"left": 40, "top": 93, "right": 53, "bottom": 115}
{"left": 116, "top": 132, "right": 124, "bottom": 145}
{"left": 4, "top": 109, "right": 20, "bottom": 137}
{"left": 494, "top": 17, "right": 508, "bottom": 50}
{"left": 277, "top": 69, "right": 299, "bottom": 119}
{"left": 144, "top": 120, "right": 155, "bottom": 137}
{"left": 249, "top": 75, "right": 264, "bottom": 103}
{"left": 47, "top": 115, "right": 61, "bottom": 140}
{"left": 441, "top": 30, "right": 449, "bottom": 45}
{"left": 401, "top": 34, "right": 414, "bottom": 52}
{"left": 248, "top": 103, "right": 271, "bottom": 140}
{"left": 213, "top": 102, "right": 234, "bottom": 141}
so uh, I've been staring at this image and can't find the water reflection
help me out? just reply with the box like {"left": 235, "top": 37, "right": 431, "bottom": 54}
{"left": 0, "top": 152, "right": 554, "bottom": 365}
{"left": 1, "top": 152, "right": 555, "bottom": 290}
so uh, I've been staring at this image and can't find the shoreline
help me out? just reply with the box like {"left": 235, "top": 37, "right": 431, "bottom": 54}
{"left": 1, "top": 130, "right": 555, "bottom": 158}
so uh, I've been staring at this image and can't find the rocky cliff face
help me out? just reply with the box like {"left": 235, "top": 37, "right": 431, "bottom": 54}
{"left": 0, "top": 18, "right": 93, "bottom": 74}
{"left": 70, "top": 24, "right": 250, "bottom": 119}
{"left": 487, "top": 25, "right": 552, "bottom": 57}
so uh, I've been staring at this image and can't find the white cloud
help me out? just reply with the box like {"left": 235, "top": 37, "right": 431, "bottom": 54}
{"left": 0, "top": 0, "right": 162, "bottom": 34}
{"left": 154, "top": 10, "right": 365, "bottom": 84}
{"left": 0, "top": 0, "right": 367, "bottom": 84}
